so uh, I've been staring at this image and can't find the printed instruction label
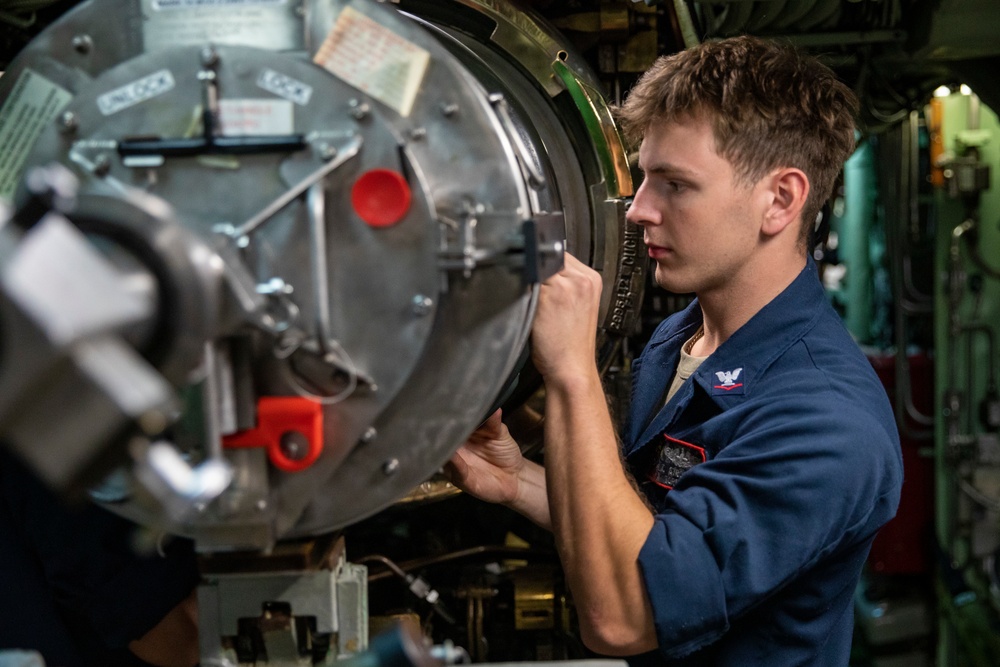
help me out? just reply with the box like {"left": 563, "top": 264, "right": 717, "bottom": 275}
{"left": 142, "top": 0, "right": 302, "bottom": 52}
{"left": 97, "top": 69, "right": 175, "bottom": 116}
{"left": 218, "top": 98, "right": 293, "bottom": 136}
{"left": 0, "top": 69, "right": 73, "bottom": 202}
{"left": 313, "top": 6, "right": 430, "bottom": 118}
{"left": 257, "top": 68, "right": 313, "bottom": 106}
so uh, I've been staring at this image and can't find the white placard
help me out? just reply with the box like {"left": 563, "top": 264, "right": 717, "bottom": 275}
{"left": 313, "top": 6, "right": 430, "bottom": 118}
{"left": 142, "top": 0, "right": 302, "bottom": 52}
{"left": 97, "top": 69, "right": 175, "bottom": 116}
{"left": 0, "top": 69, "right": 73, "bottom": 202}
{"left": 257, "top": 68, "right": 313, "bottom": 106}
{"left": 218, "top": 98, "right": 294, "bottom": 136}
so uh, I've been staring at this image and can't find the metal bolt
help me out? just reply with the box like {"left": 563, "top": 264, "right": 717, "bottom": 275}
{"left": 93, "top": 153, "right": 111, "bottom": 177}
{"left": 409, "top": 127, "right": 427, "bottom": 141}
{"left": 256, "top": 499, "right": 268, "bottom": 511}
{"left": 349, "top": 99, "right": 370, "bottom": 120}
{"left": 319, "top": 143, "right": 338, "bottom": 161}
{"left": 361, "top": 427, "right": 377, "bottom": 444}
{"left": 59, "top": 111, "right": 78, "bottom": 133}
{"left": 440, "top": 102, "right": 459, "bottom": 117}
{"left": 411, "top": 294, "right": 433, "bottom": 317}
{"left": 72, "top": 34, "right": 93, "bottom": 54}
{"left": 200, "top": 46, "right": 220, "bottom": 69}
{"left": 279, "top": 431, "right": 309, "bottom": 461}
{"left": 383, "top": 458, "right": 400, "bottom": 476}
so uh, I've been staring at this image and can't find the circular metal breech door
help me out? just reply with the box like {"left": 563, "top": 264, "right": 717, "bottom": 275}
{"left": 0, "top": 0, "right": 637, "bottom": 547}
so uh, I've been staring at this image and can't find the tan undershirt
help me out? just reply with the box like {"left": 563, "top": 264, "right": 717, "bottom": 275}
{"left": 664, "top": 326, "right": 709, "bottom": 405}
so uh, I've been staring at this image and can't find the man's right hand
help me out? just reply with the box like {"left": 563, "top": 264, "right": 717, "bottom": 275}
{"left": 445, "top": 409, "right": 524, "bottom": 505}
{"left": 446, "top": 410, "right": 552, "bottom": 529}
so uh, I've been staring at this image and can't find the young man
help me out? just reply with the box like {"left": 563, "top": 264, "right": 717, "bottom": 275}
{"left": 447, "top": 36, "right": 902, "bottom": 665}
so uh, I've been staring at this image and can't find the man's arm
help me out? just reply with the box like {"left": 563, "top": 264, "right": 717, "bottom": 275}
{"left": 446, "top": 410, "right": 552, "bottom": 530}
{"left": 532, "top": 253, "right": 658, "bottom": 656}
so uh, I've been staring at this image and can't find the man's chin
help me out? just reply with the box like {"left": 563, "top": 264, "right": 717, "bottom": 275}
{"left": 653, "top": 268, "right": 694, "bottom": 295}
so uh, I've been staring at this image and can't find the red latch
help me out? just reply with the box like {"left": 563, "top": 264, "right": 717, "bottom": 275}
{"left": 222, "top": 397, "right": 323, "bottom": 472}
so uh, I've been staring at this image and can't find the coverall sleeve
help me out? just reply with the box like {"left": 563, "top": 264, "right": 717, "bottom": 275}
{"left": 635, "top": 390, "right": 900, "bottom": 658}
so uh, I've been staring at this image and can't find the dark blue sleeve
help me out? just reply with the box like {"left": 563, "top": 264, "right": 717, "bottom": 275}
{"left": 635, "top": 387, "right": 901, "bottom": 658}
{"left": 0, "top": 451, "right": 199, "bottom": 662}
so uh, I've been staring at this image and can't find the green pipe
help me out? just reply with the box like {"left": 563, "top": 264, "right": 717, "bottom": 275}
{"left": 839, "top": 140, "right": 876, "bottom": 343}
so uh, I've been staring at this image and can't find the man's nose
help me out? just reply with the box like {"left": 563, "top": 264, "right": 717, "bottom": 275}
{"left": 625, "top": 181, "right": 657, "bottom": 227}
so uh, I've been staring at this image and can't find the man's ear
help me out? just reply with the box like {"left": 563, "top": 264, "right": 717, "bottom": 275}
{"left": 760, "top": 167, "right": 809, "bottom": 238}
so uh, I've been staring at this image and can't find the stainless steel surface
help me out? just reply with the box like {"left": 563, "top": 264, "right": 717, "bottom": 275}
{"left": 1, "top": 0, "right": 632, "bottom": 545}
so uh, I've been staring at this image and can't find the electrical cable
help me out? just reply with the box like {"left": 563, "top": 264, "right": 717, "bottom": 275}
{"left": 958, "top": 477, "right": 1000, "bottom": 513}
{"left": 356, "top": 554, "right": 458, "bottom": 625}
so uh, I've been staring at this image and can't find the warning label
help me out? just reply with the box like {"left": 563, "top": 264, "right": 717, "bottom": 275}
{"left": 0, "top": 69, "right": 73, "bottom": 202}
{"left": 313, "top": 6, "right": 430, "bottom": 118}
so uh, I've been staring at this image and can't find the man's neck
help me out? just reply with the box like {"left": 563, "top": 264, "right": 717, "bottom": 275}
{"left": 689, "top": 252, "right": 807, "bottom": 358}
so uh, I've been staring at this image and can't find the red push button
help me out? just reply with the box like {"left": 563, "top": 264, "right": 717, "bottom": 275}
{"left": 351, "top": 168, "right": 411, "bottom": 227}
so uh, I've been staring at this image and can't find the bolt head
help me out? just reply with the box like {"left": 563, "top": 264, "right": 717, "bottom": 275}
{"left": 411, "top": 294, "right": 434, "bottom": 316}
{"left": 72, "top": 34, "right": 93, "bottom": 54}
{"left": 279, "top": 431, "right": 310, "bottom": 461}
{"left": 59, "top": 111, "right": 78, "bottom": 133}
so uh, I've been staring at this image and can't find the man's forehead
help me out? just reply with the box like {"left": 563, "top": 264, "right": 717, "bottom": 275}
{"left": 637, "top": 119, "right": 719, "bottom": 173}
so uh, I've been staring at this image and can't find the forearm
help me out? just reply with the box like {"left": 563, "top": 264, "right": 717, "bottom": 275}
{"left": 544, "top": 368, "right": 657, "bottom": 655}
{"left": 505, "top": 458, "right": 552, "bottom": 530}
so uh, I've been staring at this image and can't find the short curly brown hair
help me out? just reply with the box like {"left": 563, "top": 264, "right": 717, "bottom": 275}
{"left": 617, "top": 36, "right": 859, "bottom": 244}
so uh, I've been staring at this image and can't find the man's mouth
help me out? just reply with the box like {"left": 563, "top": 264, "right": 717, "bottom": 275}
{"left": 646, "top": 242, "right": 671, "bottom": 258}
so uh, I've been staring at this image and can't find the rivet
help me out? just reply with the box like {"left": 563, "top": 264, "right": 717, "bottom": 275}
{"left": 349, "top": 99, "right": 370, "bottom": 120}
{"left": 361, "top": 427, "right": 377, "bottom": 444}
{"left": 319, "top": 143, "right": 338, "bottom": 161}
{"left": 59, "top": 111, "right": 78, "bottom": 133}
{"left": 383, "top": 458, "right": 400, "bottom": 476}
{"left": 72, "top": 34, "right": 93, "bottom": 54}
{"left": 440, "top": 103, "right": 459, "bottom": 117}
{"left": 93, "top": 153, "right": 111, "bottom": 177}
{"left": 411, "top": 294, "right": 433, "bottom": 317}
{"left": 200, "top": 46, "right": 220, "bottom": 69}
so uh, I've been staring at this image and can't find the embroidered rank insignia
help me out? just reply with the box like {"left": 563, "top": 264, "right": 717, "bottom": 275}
{"left": 711, "top": 366, "right": 745, "bottom": 395}
{"left": 648, "top": 435, "right": 706, "bottom": 489}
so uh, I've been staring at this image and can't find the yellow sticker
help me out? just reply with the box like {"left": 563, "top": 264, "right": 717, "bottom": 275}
{"left": 313, "top": 6, "right": 430, "bottom": 118}
{"left": 0, "top": 69, "right": 73, "bottom": 202}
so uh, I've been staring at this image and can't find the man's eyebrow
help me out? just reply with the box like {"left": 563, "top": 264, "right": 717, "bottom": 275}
{"left": 637, "top": 162, "right": 699, "bottom": 178}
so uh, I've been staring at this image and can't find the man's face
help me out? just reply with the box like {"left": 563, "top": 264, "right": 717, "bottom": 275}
{"left": 626, "top": 115, "right": 766, "bottom": 296}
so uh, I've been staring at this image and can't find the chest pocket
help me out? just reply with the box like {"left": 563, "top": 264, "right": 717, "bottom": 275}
{"left": 648, "top": 434, "right": 707, "bottom": 489}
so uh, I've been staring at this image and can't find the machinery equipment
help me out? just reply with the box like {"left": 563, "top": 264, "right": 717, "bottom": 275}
{"left": 0, "top": 0, "right": 641, "bottom": 663}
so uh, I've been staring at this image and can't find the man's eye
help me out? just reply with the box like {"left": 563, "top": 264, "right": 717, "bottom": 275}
{"left": 667, "top": 181, "right": 684, "bottom": 192}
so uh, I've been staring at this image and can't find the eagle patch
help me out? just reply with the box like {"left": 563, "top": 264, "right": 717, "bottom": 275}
{"left": 711, "top": 366, "right": 745, "bottom": 395}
